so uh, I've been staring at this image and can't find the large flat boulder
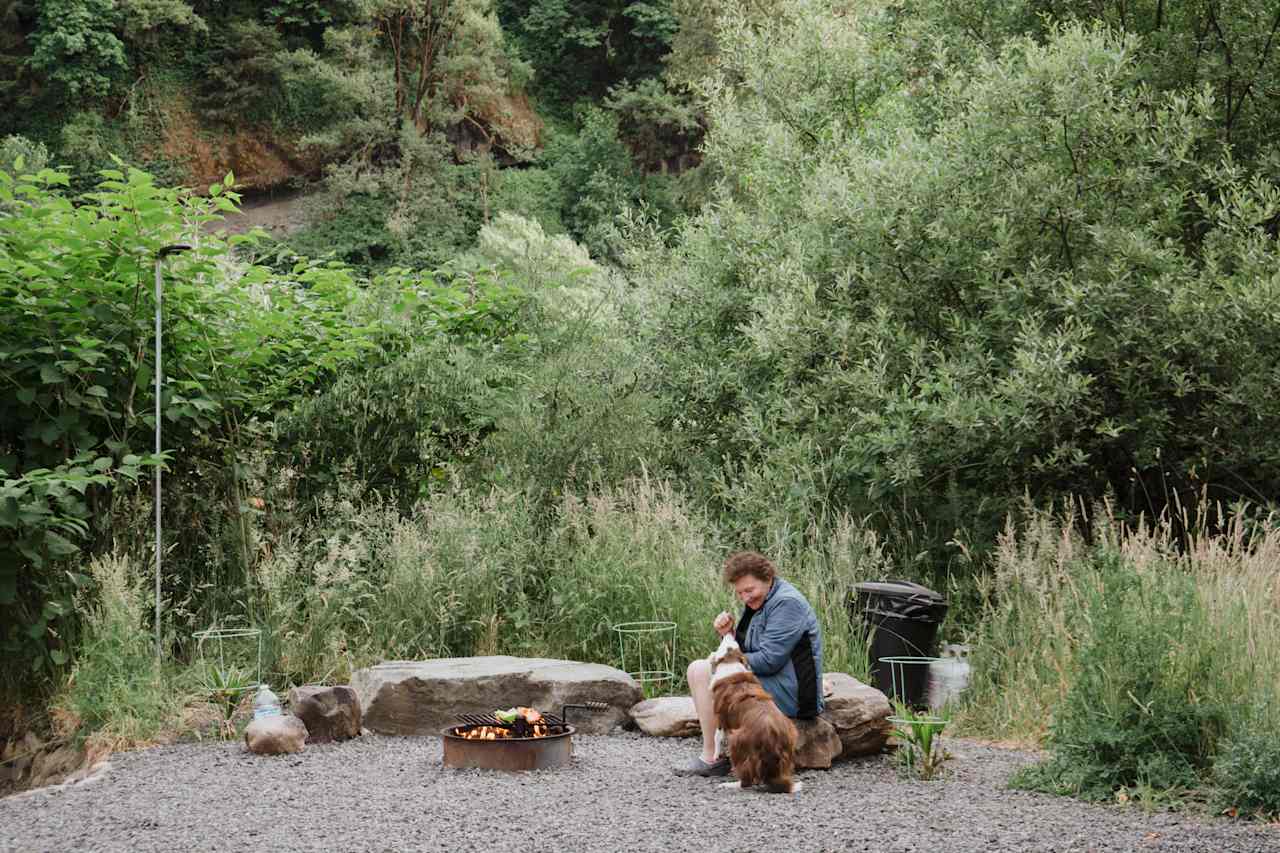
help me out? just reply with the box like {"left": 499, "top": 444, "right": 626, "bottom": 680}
{"left": 821, "top": 672, "right": 892, "bottom": 759}
{"left": 351, "top": 657, "right": 642, "bottom": 736}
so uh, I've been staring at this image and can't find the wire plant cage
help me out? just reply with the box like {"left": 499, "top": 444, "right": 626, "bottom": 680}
{"left": 193, "top": 627, "right": 263, "bottom": 696}
{"left": 879, "top": 654, "right": 939, "bottom": 709}
{"left": 611, "top": 621, "right": 677, "bottom": 694}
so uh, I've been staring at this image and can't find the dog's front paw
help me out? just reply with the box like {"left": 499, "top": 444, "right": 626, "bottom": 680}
{"left": 718, "top": 781, "right": 743, "bottom": 791}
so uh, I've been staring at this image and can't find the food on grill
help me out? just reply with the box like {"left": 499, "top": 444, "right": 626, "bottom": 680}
{"left": 453, "top": 707, "right": 565, "bottom": 740}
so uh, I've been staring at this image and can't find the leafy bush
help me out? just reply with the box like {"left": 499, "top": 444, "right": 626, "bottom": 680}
{"left": 542, "top": 109, "right": 679, "bottom": 257}
{"left": 959, "top": 502, "right": 1280, "bottom": 805}
{"left": 1011, "top": 552, "right": 1228, "bottom": 800}
{"left": 291, "top": 126, "right": 491, "bottom": 271}
{"left": 634, "top": 4, "right": 1280, "bottom": 559}
{"left": 0, "top": 163, "right": 394, "bottom": 693}
{"left": 490, "top": 167, "right": 567, "bottom": 235}
{"left": 1213, "top": 725, "right": 1280, "bottom": 818}
{"left": 461, "top": 213, "right": 662, "bottom": 497}
{"left": 603, "top": 77, "right": 701, "bottom": 169}
{"left": 27, "top": 0, "right": 127, "bottom": 104}
{"left": 0, "top": 136, "right": 49, "bottom": 176}
{"left": 199, "top": 21, "right": 288, "bottom": 126}
{"left": 274, "top": 266, "right": 527, "bottom": 500}
{"left": 497, "top": 0, "right": 676, "bottom": 105}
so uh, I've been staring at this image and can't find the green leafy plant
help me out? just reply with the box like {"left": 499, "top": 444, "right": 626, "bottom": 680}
{"left": 26, "top": 0, "right": 127, "bottom": 104}
{"left": 889, "top": 701, "right": 951, "bottom": 781}
{"left": 196, "top": 662, "right": 253, "bottom": 738}
{"left": 1213, "top": 724, "right": 1280, "bottom": 819}
{"left": 0, "top": 161, "right": 398, "bottom": 695}
{"left": 1009, "top": 551, "right": 1229, "bottom": 803}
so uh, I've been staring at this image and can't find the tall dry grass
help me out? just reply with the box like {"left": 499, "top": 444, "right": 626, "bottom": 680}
{"left": 957, "top": 498, "right": 1280, "bottom": 745}
{"left": 250, "top": 474, "right": 885, "bottom": 689}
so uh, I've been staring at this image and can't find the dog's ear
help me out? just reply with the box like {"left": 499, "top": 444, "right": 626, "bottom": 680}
{"left": 711, "top": 633, "right": 740, "bottom": 665}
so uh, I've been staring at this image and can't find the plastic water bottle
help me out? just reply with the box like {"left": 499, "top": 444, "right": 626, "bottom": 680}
{"left": 253, "top": 684, "right": 282, "bottom": 720}
{"left": 927, "top": 644, "right": 971, "bottom": 711}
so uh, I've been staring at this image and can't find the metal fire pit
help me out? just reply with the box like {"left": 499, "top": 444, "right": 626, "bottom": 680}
{"left": 441, "top": 702, "right": 607, "bottom": 771}
{"left": 441, "top": 725, "right": 576, "bottom": 771}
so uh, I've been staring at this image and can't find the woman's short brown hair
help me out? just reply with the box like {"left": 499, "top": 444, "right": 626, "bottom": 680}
{"left": 722, "top": 551, "right": 777, "bottom": 585}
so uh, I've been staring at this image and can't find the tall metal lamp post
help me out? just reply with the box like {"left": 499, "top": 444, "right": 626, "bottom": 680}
{"left": 154, "top": 244, "right": 192, "bottom": 662}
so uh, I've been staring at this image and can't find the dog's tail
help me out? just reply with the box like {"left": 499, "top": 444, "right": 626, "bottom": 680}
{"left": 761, "top": 714, "right": 800, "bottom": 794}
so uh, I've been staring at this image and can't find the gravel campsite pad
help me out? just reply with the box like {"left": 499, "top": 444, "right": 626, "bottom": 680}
{"left": 2, "top": 734, "right": 1277, "bottom": 853}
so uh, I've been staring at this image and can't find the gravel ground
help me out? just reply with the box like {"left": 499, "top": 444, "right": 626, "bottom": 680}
{"left": 2, "top": 733, "right": 1277, "bottom": 853}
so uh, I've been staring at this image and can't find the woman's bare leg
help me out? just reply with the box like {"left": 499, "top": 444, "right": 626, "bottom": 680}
{"left": 687, "top": 658, "right": 720, "bottom": 763}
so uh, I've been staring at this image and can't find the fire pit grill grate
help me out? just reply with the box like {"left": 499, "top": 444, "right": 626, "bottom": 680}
{"left": 442, "top": 702, "right": 610, "bottom": 770}
{"left": 453, "top": 701, "right": 609, "bottom": 734}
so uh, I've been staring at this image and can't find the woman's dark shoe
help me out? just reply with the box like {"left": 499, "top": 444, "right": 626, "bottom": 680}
{"left": 673, "top": 756, "right": 731, "bottom": 777}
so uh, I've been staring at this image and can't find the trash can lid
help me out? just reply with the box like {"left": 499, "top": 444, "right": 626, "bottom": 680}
{"left": 854, "top": 580, "right": 945, "bottom": 602}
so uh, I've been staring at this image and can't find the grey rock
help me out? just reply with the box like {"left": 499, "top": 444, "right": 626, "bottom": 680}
{"left": 351, "top": 656, "right": 642, "bottom": 736}
{"left": 288, "top": 685, "right": 362, "bottom": 743}
{"left": 244, "top": 714, "right": 308, "bottom": 755}
{"left": 629, "top": 696, "right": 699, "bottom": 737}
{"left": 821, "top": 672, "right": 893, "bottom": 759}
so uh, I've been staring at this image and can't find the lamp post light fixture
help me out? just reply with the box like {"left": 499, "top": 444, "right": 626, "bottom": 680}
{"left": 154, "top": 243, "right": 192, "bottom": 662}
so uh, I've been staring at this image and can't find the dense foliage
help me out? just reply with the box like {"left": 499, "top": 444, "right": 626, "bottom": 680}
{"left": 0, "top": 165, "right": 391, "bottom": 682}
{"left": 634, "top": 4, "right": 1280, "bottom": 559}
{"left": 2, "top": 0, "right": 1279, "bottom": 817}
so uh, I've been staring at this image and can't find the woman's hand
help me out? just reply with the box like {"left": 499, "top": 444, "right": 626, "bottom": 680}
{"left": 714, "top": 611, "right": 734, "bottom": 637}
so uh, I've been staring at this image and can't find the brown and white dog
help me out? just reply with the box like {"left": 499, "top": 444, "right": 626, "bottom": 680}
{"left": 709, "top": 633, "right": 802, "bottom": 793}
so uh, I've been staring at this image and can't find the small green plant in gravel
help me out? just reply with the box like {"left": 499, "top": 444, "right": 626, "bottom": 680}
{"left": 890, "top": 701, "right": 951, "bottom": 781}
{"left": 195, "top": 662, "right": 253, "bottom": 739}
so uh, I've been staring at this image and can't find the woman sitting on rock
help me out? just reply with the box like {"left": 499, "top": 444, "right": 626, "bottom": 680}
{"left": 674, "top": 550, "right": 825, "bottom": 777}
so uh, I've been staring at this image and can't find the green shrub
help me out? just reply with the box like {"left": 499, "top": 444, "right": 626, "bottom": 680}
{"left": 274, "top": 270, "right": 527, "bottom": 501}
{"left": 199, "top": 21, "right": 288, "bottom": 126}
{"left": 1011, "top": 551, "right": 1229, "bottom": 800}
{"left": 542, "top": 109, "right": 666, "bottom": 257}
{"left": 490, "top": 167, "right": 567, "bottom": 235}
{"left": 0, "top": 163, "right": 399, "bottom": 695}
{"left": 27, "top": 0, "right": 127, "bottom": 105}
{"left": 1213, "top": 725, "right": 1280, "bottom": 818}
{"left": 634, "top": 5, "right": 1280, "bottom": 565}
{"left": 0, "top": 135, "right": 49, "bottom": 175}
{"left": 286, "top": 192, "right": 397, "bottom": 268}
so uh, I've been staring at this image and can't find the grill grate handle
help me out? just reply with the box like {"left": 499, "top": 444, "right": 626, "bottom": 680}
{"left": 559, "top": 701, "right": 609, "bottom": 724}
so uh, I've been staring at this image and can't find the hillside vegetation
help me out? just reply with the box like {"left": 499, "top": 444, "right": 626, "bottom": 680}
{"left": 2, "top": 0, "right": 1279, "bottom": 816}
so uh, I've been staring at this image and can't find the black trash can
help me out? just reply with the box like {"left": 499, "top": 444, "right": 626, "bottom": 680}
{"left": 851, "top": 580, "right": 948, "bottom": 708}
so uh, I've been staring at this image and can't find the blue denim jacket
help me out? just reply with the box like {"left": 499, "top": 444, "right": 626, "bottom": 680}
{"left": 735, "top": 577, "right": 824, "bottom": 718}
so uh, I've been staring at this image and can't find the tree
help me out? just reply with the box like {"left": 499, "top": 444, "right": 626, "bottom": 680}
{"left": 27, "top": 0, "right": 126, "bottom": 103}
{"left": 636, "top": 1, "right": 1280, "bottom": 554}
{"left": 664, "top": 0, "right": 780, "bottom": 92}
{"left": 367, "top": 0, "right": 522, "bottom": 133}
{"left": 497, "top": 0, "right": 678, "bottom": 103}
